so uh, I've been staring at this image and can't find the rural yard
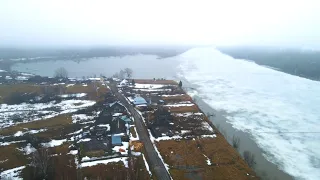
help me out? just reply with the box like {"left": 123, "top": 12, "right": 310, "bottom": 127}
{"left": 0, "top": 70, "right": 257, "bottom": 180}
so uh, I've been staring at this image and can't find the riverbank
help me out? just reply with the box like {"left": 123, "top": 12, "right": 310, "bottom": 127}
{"left": 181, "top": 79, "right": 294, "bottom": 180}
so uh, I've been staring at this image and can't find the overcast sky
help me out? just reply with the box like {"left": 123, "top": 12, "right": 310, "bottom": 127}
{"left": 0, "top": 0, "right": 319, "bottom": 47}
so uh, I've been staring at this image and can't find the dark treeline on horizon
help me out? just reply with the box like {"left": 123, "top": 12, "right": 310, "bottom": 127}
{"left": 218, "top": 46, "right": 320, "bottom": 81}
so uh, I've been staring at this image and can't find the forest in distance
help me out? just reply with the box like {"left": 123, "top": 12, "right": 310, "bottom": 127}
{"left": 218, "top": 46, "right": 320, "bottom": 81}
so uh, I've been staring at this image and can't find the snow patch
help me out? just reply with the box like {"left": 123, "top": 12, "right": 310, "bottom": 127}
{"left": 81, "top": 157, "right": 129, "bottom": 168}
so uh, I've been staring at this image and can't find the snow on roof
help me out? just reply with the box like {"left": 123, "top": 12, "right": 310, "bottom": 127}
{"left": 109, "top": 101, "right": 125, "bottom": 108}
{"left": 120, "top": 79, "right": 128, "bottom": 85}
{"left": 133, "top": 97, "right": 147, "bottom": 105}
{"left": 41, "top": 139, "right": 67, "bottom": 147}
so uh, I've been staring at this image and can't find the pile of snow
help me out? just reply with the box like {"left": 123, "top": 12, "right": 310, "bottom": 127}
{"left": 113, "top": 142, "right": 129, "bottom": 155}
{"left": 113, "top": 113, "right": 123, "bottom": 117}
{"left": 130, "top": 127, "right": 139, "bottom": 141}
{"left": 66, "top": 84, "right": 75, "bottom": 87}
{"left": 59, "top": 93, "right": 87, "bottom": 98}
{"left": 0, "top": 166, "right": 25, "bottom": 180}
{"left": 81, "top": 157, "right": 128, "bottom": 168}
{"left": 68, "top": 128, "right": 83, "bottom": 135}
{"left": 42, "top": 139, "right": 67, "bottom": 147}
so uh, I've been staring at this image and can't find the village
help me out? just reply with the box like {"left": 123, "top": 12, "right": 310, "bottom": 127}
{"left": 0, "top": 69, "right": 258, "bottom": 180}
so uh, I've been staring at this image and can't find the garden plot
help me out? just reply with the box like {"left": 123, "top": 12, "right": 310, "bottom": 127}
{"left": 0, "top": 99, "right": 96, "bottom": 128}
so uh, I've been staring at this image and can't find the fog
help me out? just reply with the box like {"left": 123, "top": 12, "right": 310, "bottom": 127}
{"left": 1, "top": 0, "right": 320, "bottom": 47}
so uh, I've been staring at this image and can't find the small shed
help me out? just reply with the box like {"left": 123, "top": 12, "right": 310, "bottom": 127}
{"left": 159, "top": 100, "right": 165, "bottom": 105}
{"left": 133, "top": 97, "right": 147, "bottom": 105}
{"left": 112, "top": 135, "right": 122, "bottom": 146}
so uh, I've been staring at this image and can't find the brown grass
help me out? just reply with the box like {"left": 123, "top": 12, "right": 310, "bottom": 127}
{"left": 66, "top": 82, "right": 108, "bottom": 101}
{"left": 0, "top": 144, "right": 29, "bottom": 171}
{"left": 84, "top": 150, "right": 105, "bottom": 158}
{"left": 0, "top": 114, "right": 72, "bottom": 136}
{"left": 134, "top": 79, "right": 178, "bottom": 85}
{"left": 167, "top": 105, "right": 200, "bottom": 113}
{"left": 0, "top": 84, "right": 42, "bottom": 103}
{"left": 130, "top": 126, "right": 137, "bottom": 138}
{"left": 161, "top": 94, "right": 192, "bottom": 101}
{"left": 156, "top": 137, "right": 258, "bottom": 180}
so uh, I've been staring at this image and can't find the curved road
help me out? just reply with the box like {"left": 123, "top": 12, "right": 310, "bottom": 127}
{"left": 109, "top": 83, "right": 171, "bottom": 180}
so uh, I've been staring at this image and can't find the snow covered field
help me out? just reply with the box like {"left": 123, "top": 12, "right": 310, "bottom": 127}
{"left": 0, "top": 99, "right": 96, "bottom": 128}
{"left": 177, "top": 47, "right": 320, "bottom": 180}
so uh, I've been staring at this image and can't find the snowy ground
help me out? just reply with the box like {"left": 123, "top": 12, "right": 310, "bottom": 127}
{"left": 0, "top": 99, "right": 96, "bottom": 128}
{"left": 0, "top": 166, "right": 25, "bottom": 180}
{"left": 81, "top": 157, "right": 129, "bottom": 168}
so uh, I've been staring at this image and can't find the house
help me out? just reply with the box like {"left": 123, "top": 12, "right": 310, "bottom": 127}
{"left": 133, "top": 96, "right": 147, "bottom": 106}
{"left": 158, "top": 100, "right": 165, "bottom": 105}
{"left": 111, "top": 116, "right": 127, "bottom": 134}
{"left": 111, "top": 135, "right": 122, "bottom": 146}
{"left": 108, "top": 101, "right": 126, "bottom": 114}
{"left": 119, "top": 79, "right": 129, "bottom": 86}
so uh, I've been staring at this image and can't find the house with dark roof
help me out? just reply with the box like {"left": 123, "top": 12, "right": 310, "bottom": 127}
{"left": 108, "top": 101, "right": 126, "bottom": 114}
{"left": 149, "top": 107, "right": 174, "bottom": 138}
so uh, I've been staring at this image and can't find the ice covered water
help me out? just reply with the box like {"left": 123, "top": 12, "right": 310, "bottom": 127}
{"left": 175, "top": 47, "right": 320, "bottom": 180}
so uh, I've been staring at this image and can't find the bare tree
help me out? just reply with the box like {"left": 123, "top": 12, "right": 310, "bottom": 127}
{"left": 112, "top": 72, "right": 119, "bottom": 78}
{"left": 243, "top": 150, "right": 256, "bottom": 168}
{"left": 124, "top": 68, "right": 133, "bottom": 79}
{"left": 54, "top": 67, "right": 68, "bottom": 78}
{"left": 119, "top": 69, "right": 125, "bottom": 79}
{"left": 31, "top": 148, "right": 53, "bottom": 179}
{"left": 232, "top": 135, "right": 240, "bottom": 150}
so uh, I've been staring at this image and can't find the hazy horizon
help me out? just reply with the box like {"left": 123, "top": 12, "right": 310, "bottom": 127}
{"left": 1, "top": 0, "right": 320, "bottom": 48}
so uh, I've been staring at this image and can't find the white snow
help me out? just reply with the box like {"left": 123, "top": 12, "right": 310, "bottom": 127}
{"left": 18, "top": 143, "right": 36, "bottom": 155}
{"left": 133, "top": 88, "right": 172, "bottom": 92}
{"left": 81, "top": 157, "right": 129, "bottom": 168}
{"left": 165, "top": 103, "right": 195, "bottom": 107}
{"left": 113, "top": 113, "right": 123, "bottom": 117}
{"left": 88, "top": 77, "right": 101, "bottom": 81}
{"left": 142, "top": 154, "right": 152, "bottom": 176}
{"left": 0, "top": 100, "right": 96, "bottom": 128}
{"left": 113, "top": 142, "right": 129, "bottom": 155}
{"left": 0, "top": 140, "right": 26, "bottom": 146}
{"left": 42, "top": 139, "right": 67, "bottom": 147}
{"left": 201, "top": 134, "right": 217, "bottom": 138}
{"left": 178, "top": 47, "right": 320, "bottom": 180}
{"left": 68, "top": 128, "right": 83, "bottom": 135}
{"left": 97, "top": 124, "right": 110, "bottom": 131}
{"left": 173, "top": 112, "right": 203, "bottom": 117}
{"left": 0, "top": 159, "right": 8, "bottom": 163}
{"left": 14, "top": 131, "right": 24, "bottom": 137}
{"left": 72, "top": 114, "right": 95, "bottom": 124}
{"left": 203, "top": 154, "right": 212, "bottom": 165}
{"left": 59, "top": 93, "right": 87, "bottom": 98}
{"left": 77, "top": 138, "right": 91, "bottom": 143}
{"left": 66, "top": 84, "right": 75, "bottom": 87}
{"left": 68, "top": 150, "right": 78, "bottom": 155}
{"left": 201, "top": 122, "right": 214, "bottom": 132}
{"left": 154, "top": 135, "right": 183, "bottom": 142}
{"left": 134, "top": 83, "right": 166, "bottom": 89}
{"left": 130, "top": 127, "right": 139, "bottom": 141}
{"left": 0, "top": 166, "right": 25, "bottom": 180}
{"left": 161, "top": 94, "right": 185, "bottom": 97}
